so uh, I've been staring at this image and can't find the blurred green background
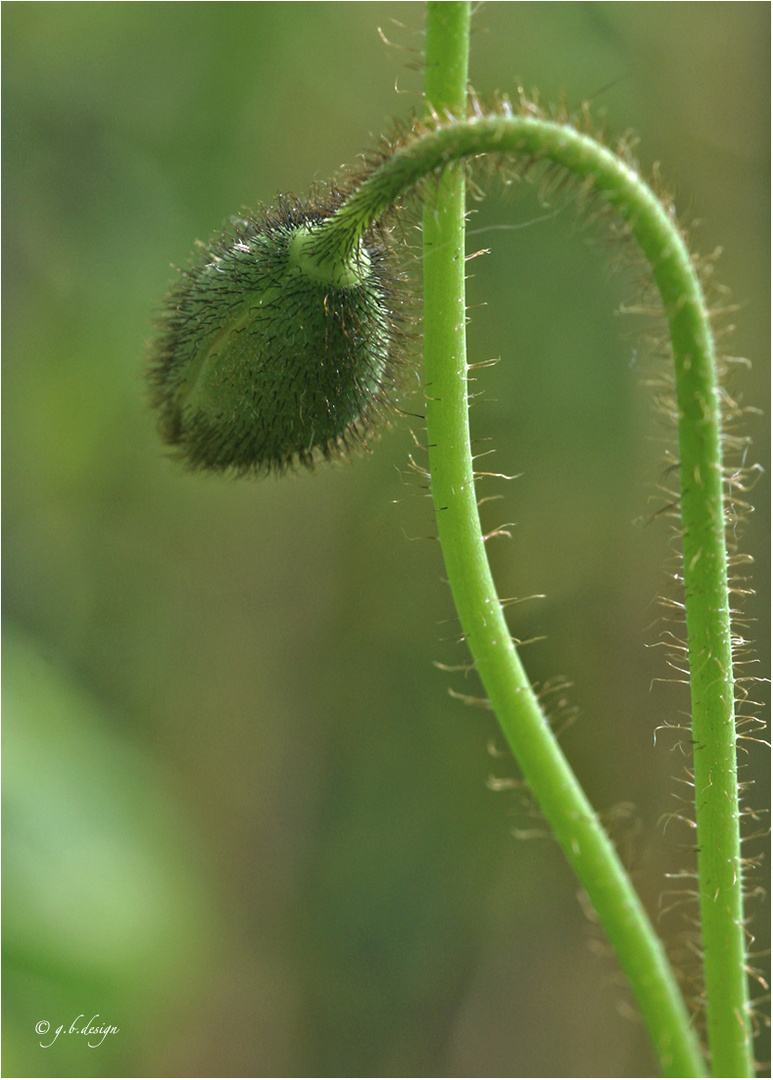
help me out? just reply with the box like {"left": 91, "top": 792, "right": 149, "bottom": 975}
{"left": 3, "top": 3, "right": 769, "bottom": 1076}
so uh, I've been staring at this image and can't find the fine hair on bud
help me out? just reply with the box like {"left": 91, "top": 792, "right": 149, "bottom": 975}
{"left": 148, "top": 190, "right": 408, "bottom": 475}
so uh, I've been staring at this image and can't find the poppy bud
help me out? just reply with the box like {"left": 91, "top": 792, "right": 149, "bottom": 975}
{"left": 148, "top": 194, "right": 404, "bottom": 475}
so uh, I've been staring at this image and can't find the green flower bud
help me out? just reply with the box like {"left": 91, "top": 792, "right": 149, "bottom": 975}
{"left": 148, "top": 194, "right": 405, "bottom": 475}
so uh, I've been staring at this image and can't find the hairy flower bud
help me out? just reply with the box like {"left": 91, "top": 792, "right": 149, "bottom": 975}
{"left": 148, "top": 194, "right": 405, "bottom": 475}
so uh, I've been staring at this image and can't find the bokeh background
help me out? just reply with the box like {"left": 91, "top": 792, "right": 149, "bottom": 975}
{"left": 3, "top": 3, "right": 769, "bottom": 1077}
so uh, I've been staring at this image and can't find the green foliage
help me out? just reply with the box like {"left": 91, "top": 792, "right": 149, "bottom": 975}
{"left": 3, "top": 628, "right": 210, "bottom": 1077}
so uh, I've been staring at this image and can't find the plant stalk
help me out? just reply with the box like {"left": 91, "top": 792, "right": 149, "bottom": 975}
{"left": 305, "top": 4, "right": 753, "bottom": 1073}
{"left": 419, "top": 3, "right": 731, "bottom": 1077}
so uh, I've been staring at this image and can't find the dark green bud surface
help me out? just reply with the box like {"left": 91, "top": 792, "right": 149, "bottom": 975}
{"left": 148, "top": 195, "right": 404, "bottom": 475}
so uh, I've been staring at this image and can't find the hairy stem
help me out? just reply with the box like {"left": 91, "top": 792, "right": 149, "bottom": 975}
{"left": 421, "top": 6, "right": 707, "bottom": 1078}
{"left": 309, "top": 11, "right": 751, "bottom": 1075}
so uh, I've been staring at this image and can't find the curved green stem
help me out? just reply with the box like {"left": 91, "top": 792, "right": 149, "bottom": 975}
{"left": 309, "top": 10, "right": 751, "bottom": 1074}
{"left": 421, "top": 6, "right": 707, "bottom": 1078}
